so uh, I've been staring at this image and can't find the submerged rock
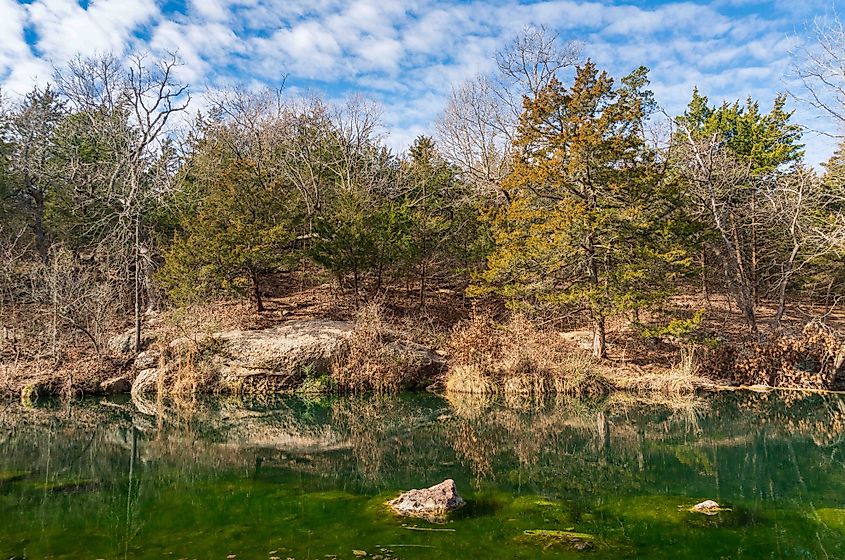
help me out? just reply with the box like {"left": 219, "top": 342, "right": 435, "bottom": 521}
{"left": 522, "top": 529, "right": 595, "bottom": 550}
{"left": 387, "top": 479, "right": 464, "bottom": 519}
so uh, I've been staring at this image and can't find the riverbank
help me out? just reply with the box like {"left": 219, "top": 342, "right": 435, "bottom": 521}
{"left": 2, "top": 284, "right": 844, "bottom": 402}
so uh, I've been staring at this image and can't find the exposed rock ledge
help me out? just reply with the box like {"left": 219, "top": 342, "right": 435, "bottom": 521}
{"left": 130, "top": 319, "right": 445, "bottom": 399}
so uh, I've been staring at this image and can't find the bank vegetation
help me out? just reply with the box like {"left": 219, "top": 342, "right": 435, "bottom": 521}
{"left": 2, "top": 24, "right": 845, "bottom": 400}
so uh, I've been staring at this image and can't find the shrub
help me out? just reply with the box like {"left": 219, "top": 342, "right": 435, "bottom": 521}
{"left": 445, "top": 313, "right": 610, "bottom": 397}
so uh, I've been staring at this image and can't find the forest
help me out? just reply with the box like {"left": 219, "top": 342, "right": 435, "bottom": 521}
{"left": 1, "top": 24, "right": 845, "bottom": 400}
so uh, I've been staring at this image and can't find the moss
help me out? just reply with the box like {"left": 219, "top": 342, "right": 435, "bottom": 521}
{"left": 518, "top": 529, "right": 596, "bottom": 550}
{"left": 32, "top": 479, "right": 100, "bottom": 493}
{"left": 0, "top": 470, "right": 29, "bottom": 484}
{"left": 816, "top": 508, "right": 845, "bottom": 532}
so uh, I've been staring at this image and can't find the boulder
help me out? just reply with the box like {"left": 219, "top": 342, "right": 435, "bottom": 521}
{"left": 131, "top": 368, "right": 159, "bottom": 397}
{"left": 691, "top": 499, "right": 721, "bottom": 513}
{"left": 134, "top": 350, "right": 160, "bottom": 370}
{"left": 107, "top": 328, "right": 154, "bottom": 355}
{"left": 129, "top": 319, "right": 446, "bottom": 397}
{"left": 100, "top": 375, "right": 132, "bottom": 395}
{"left": 387, "top": 479, "right": 464, "bottom": 519}
{"left": 384, "top": 340, "right": 447, "bottom": 384}
{"left": 217, "top": 320, "right": 352, "bottom": 384}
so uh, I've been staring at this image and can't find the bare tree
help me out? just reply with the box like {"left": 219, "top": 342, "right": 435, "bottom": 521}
{"left": 760, "top": 166, "right": 836, "bottom": 327}
{"left": 436, "top": 25, "right": 580, "bottom": 199}
{"left": 791, "top": 14, "right": 845, "bottom": 130}
{"left": 55, "top": 52, "right": 190, "bottom": 352}
{"left": 673, "top": 125, "right": 761, "bottom": 334}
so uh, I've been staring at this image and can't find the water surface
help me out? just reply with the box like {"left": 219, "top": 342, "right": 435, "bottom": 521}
{"left": 2, "top": 390, "right": 845, "bottom": 559}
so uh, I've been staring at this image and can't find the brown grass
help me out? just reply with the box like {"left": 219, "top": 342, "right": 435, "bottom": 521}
{"left": 445, "top": 313, "right": 612, "bottom": 398}
{"left": 330, "top": 303, "right": 421, "bottom": 394}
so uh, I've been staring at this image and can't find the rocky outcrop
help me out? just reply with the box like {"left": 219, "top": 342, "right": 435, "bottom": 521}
{"left": 107, "top": 328, "right": 154, "bottom": 355}
{"left": 689, "top": 499, "right": 730, "bottom": 515}
{"left": 100, "top": 375, "right": 132, "bottom": 395}
{"left": 387, "top": 479, "right": 464, "bottom": 519}
{"left": 130, "top": 319, "right": 445, "bottom": 398}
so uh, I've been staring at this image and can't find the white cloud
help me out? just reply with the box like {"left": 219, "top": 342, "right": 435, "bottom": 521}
{"left": 0, "top": 0, "right": 837, "bottom": 165}
{"left": 27, "top": 0, "right": 160, "bottom": 63}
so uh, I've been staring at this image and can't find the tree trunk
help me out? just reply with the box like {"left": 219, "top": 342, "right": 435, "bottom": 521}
{"left": 419, "top": 260, "right": 426, "bottom": 307}
{"left": 592, "top": 315, "right": 607, "bottom": 359}
{"left": 773, "top": 242, "right": 800, "bottom": 329}
{"left": 32, "top": 189, "right": 48, "bottom": 265}
{"left": 133, "top": 212, "right": 142, "bottom": 353}
{"left": 251, "top": 270, "right": 265, "bottom": 312}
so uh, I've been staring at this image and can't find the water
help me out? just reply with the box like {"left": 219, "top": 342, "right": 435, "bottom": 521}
{"left": 2, "top": 390, "right": 845, "bottom": 559}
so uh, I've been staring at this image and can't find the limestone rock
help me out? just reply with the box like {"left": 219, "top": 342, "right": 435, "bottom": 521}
{"left": 217, "top": 320, "right": 352, "bottom": 375}
{"left": 134, "top": 350, "right": 160, "bottom": 370}
{"left": 107, "top": 328, "right": 153, "bottom": 355}
{"left": 100, "top": 375, "right": 132, "bottom": 395}
{"left": 129, "top": 319, "right": 446, "bottom": 397}
{"left": 692, "top": 499, "right": 721, "bottom": 513}
{"left": 131, "top": 368, "right": 159, "bottom": 397}
{"left": 387, "top": 479, "right": 464, "bottom": 519}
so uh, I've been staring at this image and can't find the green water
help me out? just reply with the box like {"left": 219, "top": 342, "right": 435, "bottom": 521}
{"left": 2, "top": 391, "right": 845, "bottom": 559}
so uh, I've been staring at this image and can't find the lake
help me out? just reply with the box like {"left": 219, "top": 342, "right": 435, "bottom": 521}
{"left": 2, "top": 390, "right": 845, "bottom": 559}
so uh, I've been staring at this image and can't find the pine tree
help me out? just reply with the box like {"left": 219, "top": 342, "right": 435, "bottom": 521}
{"left": 474, "top": 62, "right": 690, "bottom": 358}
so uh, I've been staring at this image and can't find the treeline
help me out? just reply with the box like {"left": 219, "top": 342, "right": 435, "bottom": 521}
{"left": 1, "top": 26, "right": 844, "bottom": 365}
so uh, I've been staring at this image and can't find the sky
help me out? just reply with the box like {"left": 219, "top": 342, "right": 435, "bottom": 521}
{"left": 0, "top": 0, "right": 840, "bottom": 165}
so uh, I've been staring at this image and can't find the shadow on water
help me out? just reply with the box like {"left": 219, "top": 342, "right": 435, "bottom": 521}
{"left": 2, "top": 389, "right": 845, "bottom": 558}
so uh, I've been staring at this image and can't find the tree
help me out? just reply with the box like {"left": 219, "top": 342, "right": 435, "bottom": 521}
{"left": 311, "top": 189, "right": 413, "bottom": 296}
{"left": 437, "top": 25, "right": 580, "bottom": 200}
{"left": 474, "top": 62, "right": 690, "bottom": 358}
{"left": 400, "top": 136, "right": 478, "bottom": 304}
{"left": 790, "top": 14, "right": 845, "bottom": 129}
{"left": 160, "top": 159, "right": 299, "bottom": 311}
{"left": 54, "top": 53, "right": 190, "bottom": 352}
{"left": 4, "top": 86, "right": 66, "bottom": 262}
{"left": 673, "top": 89, "right": 803, "bottom": 333}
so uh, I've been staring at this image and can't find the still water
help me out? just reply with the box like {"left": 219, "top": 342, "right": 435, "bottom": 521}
{"left": 2, "top": 390, "right": 845, "bottom": 559}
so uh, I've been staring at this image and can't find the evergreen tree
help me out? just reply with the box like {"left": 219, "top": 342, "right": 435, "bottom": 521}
{"left": 474, "top": 62, "right": 690, "bottom": 358}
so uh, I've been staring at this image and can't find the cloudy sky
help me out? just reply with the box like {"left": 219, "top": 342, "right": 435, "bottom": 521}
{"left": 0, "top": 0, "right": 839, "bottom": 164}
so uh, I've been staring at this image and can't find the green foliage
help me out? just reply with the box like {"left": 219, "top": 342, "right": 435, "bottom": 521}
{"left": 400, "top": 136, "right": 485, "bottom": 298}
{"left": 159, "top": 158, "right": 299, "bottom": 309}
{"left": 311, "top": 189, "right": 414, "bottom": 293}
{"left": 677, "top": 88, "right": 803, "bottom": 174}
{"left": 637, "top": 309, "right": 717, "bottom": 346}
{"left": 474, "top": 61, "right": 693, "bottom": 354}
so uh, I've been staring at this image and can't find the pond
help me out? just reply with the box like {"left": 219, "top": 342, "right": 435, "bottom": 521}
{"left": 2, "top": 390, "right": 845, "bottom": 559}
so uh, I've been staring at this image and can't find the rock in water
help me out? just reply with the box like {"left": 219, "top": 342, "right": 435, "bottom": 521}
{"left": 692, "top": 499, "right": 721, "bottom": 512}
{"left": 388, "top": 479, "right": 464, "bottom": 519}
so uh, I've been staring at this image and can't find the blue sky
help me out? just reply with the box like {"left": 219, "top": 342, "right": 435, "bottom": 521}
{"left": 0, "top": 0, "right": 839, "bottom": 164}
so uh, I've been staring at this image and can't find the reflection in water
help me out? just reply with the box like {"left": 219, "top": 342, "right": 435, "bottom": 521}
{"left": 2, "top": 391, "right": 845, "bottom": 559}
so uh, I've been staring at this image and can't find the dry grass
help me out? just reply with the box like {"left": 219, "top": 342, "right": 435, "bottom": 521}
{"left": 145, "top": 334, "right": 225, "bottom": 400}
{"left": 445, "top": 313, "right": 612, "bottom": 398}
{"left": 330, "top": 303, "right": 421, "bottom": 394}
{"left": 606, "top": 347, "right": 703, "bottom": 396}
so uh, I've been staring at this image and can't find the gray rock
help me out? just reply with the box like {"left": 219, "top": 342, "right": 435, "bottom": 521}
{"left": 131, "top": 368, "right": 159, "bottom": 397}
{"left": 134, "top": 350, "right": 160, "bottom": 370}
{"left": 384, "top": 340, "right": 447, "bottom": 383}
{"left": 387, "top": 479, "right": 464, "bottom": 519}
{"left": 100, "top": 375, "right": 132, "bottom": 395}
{"left": 107, "top": 328, "right": 153, "bottom": 355}
{"left": 691, "top": 499, "right": 721, "bottom": 513}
